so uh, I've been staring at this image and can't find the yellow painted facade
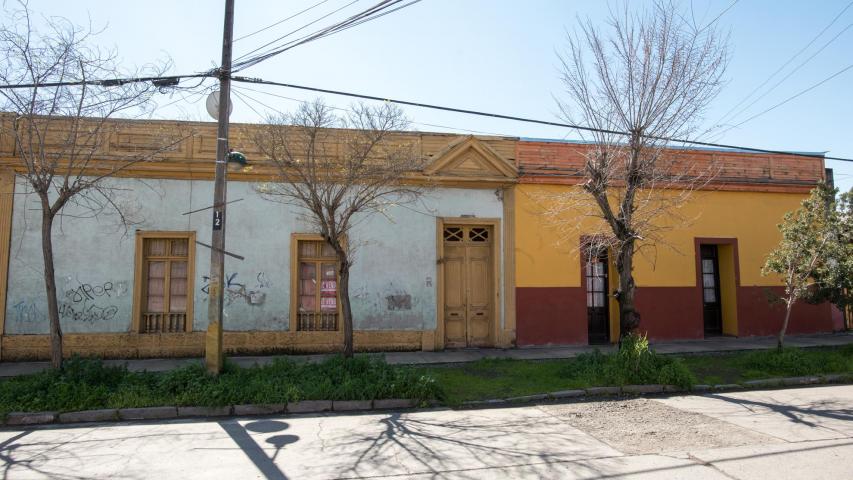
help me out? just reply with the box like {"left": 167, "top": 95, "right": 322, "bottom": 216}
{"left": 718, "top": 244, "right": 739, "bottom": 335}
{"left": 515, "top": 183, "right": 807, "bottom": 288}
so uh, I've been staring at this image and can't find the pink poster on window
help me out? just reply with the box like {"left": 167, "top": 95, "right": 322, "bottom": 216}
{"left": 321, "top": 296, "right": 337, "bottom": 311}
{"left": 321, "top": 280, "right": 337, "bottom": 294}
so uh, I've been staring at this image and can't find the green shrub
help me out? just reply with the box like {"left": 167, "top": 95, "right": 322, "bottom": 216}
{"left": 656, "top": 358, "right": 695, "bottom": 389}
{"left": 562, "top": 349, "right": 609, "bottom": 381}
{"left": 559, "top": 333, "right": 696, "bottom": 389}
{"left": 0, "top": 354, "right": 442, "bottom": 416}
{"left": 735, "top": 346, "right": 851, "bottom": 379}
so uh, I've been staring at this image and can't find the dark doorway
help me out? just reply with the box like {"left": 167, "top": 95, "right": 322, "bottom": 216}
{"left": 701, "top": 244, "right": 723, "bottom": 336}
{"left": 586, "top": 251, "right": 610, "bottom": 344}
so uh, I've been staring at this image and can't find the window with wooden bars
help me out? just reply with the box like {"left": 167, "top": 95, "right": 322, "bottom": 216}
{"left": 293, "top": 238, "right": 340, "bottom": 331}
{"left": 133, "top": 232, "right": 195, "bottom": 333}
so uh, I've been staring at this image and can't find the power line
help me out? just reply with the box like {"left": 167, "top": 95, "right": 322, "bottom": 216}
{"left": 231, "top": 88, "right": 267, "bottom": 119}
{"left": 718, "top": 62, "right": 853, "bottom": 134}
{"left": 0, "top": 73, "right": 212, "bottom": 90}
{"left": 697, "top": 0, "right": 738, "bottom": 33}
{"left": 231, "top": 83, "right": 517, "bottom": 136}
{"left": 230, "top": 75, "right": 853, "bottom": 163}
{"left": 232, "top": 0, "right": 331, "bottom": 42}
{"left": 138, "top": 78, "right": 214, "bottom": 119}
{"left": 719, "top": 21, "right": 852, "bottom": 129}
{"left": 232, "top": 0, "right": 360, "bottom": 63}
{"left": 713, "top": 1, "right": 853, "bottom": 127}
{"left": 2, "top": 72, "right": 849, "bottom": 163}
{"left": 233, "top": 0, "right": 404, "bottom": 70}
{"left": 232, "top": 0, "right": 422, "bottom": 72}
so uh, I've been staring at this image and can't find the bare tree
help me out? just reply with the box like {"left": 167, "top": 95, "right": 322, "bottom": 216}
{"left": 0, "top": 3, "right": 190, "bottom": 368}
{"left": 254, "top": 99, "right": 427, "bottom": 357}
{"left": 548, "top": 1, "right": 728, "bottom": 339}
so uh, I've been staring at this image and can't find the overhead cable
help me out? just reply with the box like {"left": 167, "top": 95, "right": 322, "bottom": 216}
{"left": 230, "top": 75, "right": 853, "bottom": 163}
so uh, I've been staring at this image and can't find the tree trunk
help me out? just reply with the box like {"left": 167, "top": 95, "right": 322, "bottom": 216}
{"left": 339, "top": 259, "right": 354, "bottom": 358}
{"left": 41, "top": 205, "right": 63, "bottom": 369}
{"left": 615, "top": 241, "right": 640, "bottom": 340}
{"left": 778, "top": 299, "right": 794, "bottom": 350}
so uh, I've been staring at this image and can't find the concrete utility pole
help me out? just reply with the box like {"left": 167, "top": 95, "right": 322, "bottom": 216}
{"left": 206, "top": 0, "right": 235, "bottom": 375}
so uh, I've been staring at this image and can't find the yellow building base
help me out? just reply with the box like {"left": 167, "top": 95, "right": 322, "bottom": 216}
{"left": 1, "top": 326, "right": 519, "bottom": 360}
{"left": 0, "top": 330, "right": 428, "bottom": 361}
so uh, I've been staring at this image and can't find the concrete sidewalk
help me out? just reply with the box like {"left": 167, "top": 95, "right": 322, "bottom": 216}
{"left": 0, "top": 331, "right": 850, "bottom": 377}
{"left": 1, "top": 385, "right": 850, "bottom": 479}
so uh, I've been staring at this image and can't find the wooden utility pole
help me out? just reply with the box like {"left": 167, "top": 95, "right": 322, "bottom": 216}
{"left": 205, "top": 0, "right": 235, "bottom": 374}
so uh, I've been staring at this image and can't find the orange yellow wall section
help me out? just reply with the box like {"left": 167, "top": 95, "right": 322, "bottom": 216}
{"left": 514, "top": 183, "right": 807, "bottom": 289}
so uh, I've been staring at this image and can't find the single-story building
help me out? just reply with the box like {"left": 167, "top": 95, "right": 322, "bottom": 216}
{"left": 0, "top": 115, "right": 840, "bottom": 359}
{"left": 514, "top": 138, "right": 837, "bottom": 345}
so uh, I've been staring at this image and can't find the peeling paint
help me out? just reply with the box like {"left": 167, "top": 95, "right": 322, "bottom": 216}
{"left": 6, "top": 179, "right": 503, "bottom": 335}
{"left": 386, "top": 294, "right": 412, "bottom": 310}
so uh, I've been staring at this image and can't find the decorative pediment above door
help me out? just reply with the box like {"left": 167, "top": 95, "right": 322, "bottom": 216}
{"left": 424, "top": 135, "right": 517, "bottom": 183}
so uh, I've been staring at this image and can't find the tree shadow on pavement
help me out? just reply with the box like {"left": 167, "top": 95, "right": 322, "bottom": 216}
{"left": 219, "top": 419, "right": 298, "bottom": 480}
{"left": 335, "top": 410, "right": 614, "bottom": 479}
{"left": 336, "top": 410, "right": 853, "bottom": 479}
{"left": 0, "top": 430, "right": 91, "bottom": 480}
{"left": 705, "top": 392, "right": 853, "bottom": 430}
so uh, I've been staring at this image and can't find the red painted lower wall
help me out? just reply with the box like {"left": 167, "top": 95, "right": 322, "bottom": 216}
{"left": 736, "top": 286, "right": 833, "bottom": 337}
{"left": 516, "top": 287, "right": 587, "bottom": 345}
{"left": 634, "top": 287, "right": 704, "bottom": 340}
{"left": 516, "top": 285, "right": 835, "bottom": 346}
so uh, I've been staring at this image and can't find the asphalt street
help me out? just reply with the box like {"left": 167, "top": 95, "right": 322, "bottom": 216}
{"left": 0, "top": 385, "right": 850, "bottom": 479}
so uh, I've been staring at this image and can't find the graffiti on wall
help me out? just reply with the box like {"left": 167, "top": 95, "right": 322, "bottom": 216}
{"left": 352, "top": 282, "right": 424, "bottom": 329}
{"left": 59, "top": 279, "right": 127, "bottom": 324}
{"left": 59, "top": 303, "right": 118, "bottom": 323}
{"left": 65, "top": 281, "right": 115, "bottom": 303}
{"left": 9, "top": 278, "right": 127, "bottom": 326}
{"left": 201, "top": 272, "right": 270, "bottom": 306}
{"left": 386, "top": 294, "right": 412, "bottom": 310}
{"left": 12, "top": 300, "right": 40, "bottom": 323}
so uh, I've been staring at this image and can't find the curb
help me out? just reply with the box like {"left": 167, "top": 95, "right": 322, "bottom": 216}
{"left": 119, "top": 406, "right": 177, "bottom": 421}
{"left": 59, "top": 409, "right": 118, "bottom": 423}
{"left": 1, "top": 397, "right": 418, "bottom": 428}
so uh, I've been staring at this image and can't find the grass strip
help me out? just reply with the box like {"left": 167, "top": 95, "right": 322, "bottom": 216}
{"left": 0, "top": 355, "right": 440, "bottom": 416}
{"left": 0, "top": 344, "right": 849, "bottom": 414}
{"left": 418, "top": 344, "right": 853, "bottom": 405}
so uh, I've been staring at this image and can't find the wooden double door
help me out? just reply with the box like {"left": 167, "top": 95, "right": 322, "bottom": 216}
{"left": 442, "top": 225, "right": 494, "bottom": 348}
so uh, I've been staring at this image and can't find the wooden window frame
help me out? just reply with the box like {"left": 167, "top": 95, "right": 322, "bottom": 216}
{"left": 694, "top": 237, "right": 741, "bottom": 337}
{"left": 289, "top": 233, "right": 345, "bottom": 332}
{"left": 132, "top": 231, "right": 196, "bottom": 333}
{"left": 578, "top": 236, "right": 619, "bottom": 343}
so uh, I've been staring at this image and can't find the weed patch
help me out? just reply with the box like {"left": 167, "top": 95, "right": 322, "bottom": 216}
{"left": 0, "top": 355, "right": 442, "bottom": 416}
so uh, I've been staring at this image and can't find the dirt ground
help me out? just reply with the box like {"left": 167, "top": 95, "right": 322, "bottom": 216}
{"left": 539, "top": 397, "right": 779, "bottom": 454}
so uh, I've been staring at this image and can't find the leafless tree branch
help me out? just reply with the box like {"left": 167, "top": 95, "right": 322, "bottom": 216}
{"left": 253, "top": 99, "right": 428, "bottom": 356}
{"left": 0, "top": 1, "right": 194, "bottom": 367}
{"left": 546, "top": 0, "right": 729, "bottom": 338}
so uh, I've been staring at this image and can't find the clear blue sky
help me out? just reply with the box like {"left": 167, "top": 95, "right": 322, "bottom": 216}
{"left": 14, "top": 0, "right": 853, "bottom": 190}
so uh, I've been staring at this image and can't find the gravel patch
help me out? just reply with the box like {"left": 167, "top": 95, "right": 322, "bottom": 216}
{"left": 540, "top": 397, "right": 777, "bottom": 454}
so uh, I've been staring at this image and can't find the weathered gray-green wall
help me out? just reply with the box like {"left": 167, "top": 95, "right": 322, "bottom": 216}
{"left": 5, "top": 178, "right": 504, "bottom": 334}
